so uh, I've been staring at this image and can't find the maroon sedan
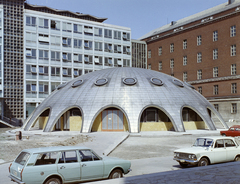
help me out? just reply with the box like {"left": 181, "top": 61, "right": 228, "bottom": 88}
{"left": 220, "top": 125, "right": 240, "bottom": 136}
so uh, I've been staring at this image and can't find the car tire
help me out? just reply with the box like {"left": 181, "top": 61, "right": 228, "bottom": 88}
{"left": 198, "top": 158, "right": 209, "bottom": 166}
{"left": 222, "top": 134, "right": 226, "bottom": 136}
{"left": 44, "top": 177, "right": 61, "bottom": 184}
{"left": 109, "top": 169, "right": 123, "bottom": 179}
{"left": 235, "top": 156, "right": 240, "bottom": 161}
{"left": 179, "top": 162, "right": 188, "bottom": 168}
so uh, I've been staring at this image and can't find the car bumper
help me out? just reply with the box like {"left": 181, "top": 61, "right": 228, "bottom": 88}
{"left": 9, "top": 175, "right": 25, "bottom": 184}
{"left": 173, "top": 158, "right": 198, "bottom": 164}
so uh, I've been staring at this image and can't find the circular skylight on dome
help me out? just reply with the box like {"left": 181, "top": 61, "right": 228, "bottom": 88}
{"left": 184, "top": 82, "right": 195, "bottom": 89}
{"left": 123, "top": 78, "right": 137, "bottom": 85}
{"left": 172, "top": 79, "right": 184, "bottom": 87}
{"left": 56, "top": 82, "right": 68, "bottom": 90}
{"left": 72, "top": 80, "right": 83, "bottom": 88}
{"left": 150, "top": 77, "right": 163, "bottom": 86}
{"left": 95, "top": 78, "right": 108, "bottom": 86}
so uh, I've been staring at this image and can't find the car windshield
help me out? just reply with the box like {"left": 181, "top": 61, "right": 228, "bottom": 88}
{"left": 15, "top": 151, "right": 30, "bottom": 166}
{"left": 193, "top": 138, "right": 213, "bottom": 147}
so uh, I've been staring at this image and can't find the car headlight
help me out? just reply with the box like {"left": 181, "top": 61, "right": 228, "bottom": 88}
{"left": 188, "top": 154, "right": 197, "bottom": 160}
{"left": 174, "top": 152, "right": 179, "bottom": 158}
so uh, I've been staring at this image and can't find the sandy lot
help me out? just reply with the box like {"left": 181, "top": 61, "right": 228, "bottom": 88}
{"left": 0, "top": 128, "right": 92, "bottom": 162}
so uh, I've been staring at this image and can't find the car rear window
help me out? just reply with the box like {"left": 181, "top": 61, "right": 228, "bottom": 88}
{"left": 35, "top": 152, "right": 59, "bottom": 165}
{"left": 15, "top": 152, "right": 30, "bottom": 166}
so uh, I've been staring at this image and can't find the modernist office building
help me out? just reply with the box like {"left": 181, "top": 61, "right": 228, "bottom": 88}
{"left": 0, "top": 0, "right": 131, "bottom": 121}
{"left": 141, "top": 0, "right": 240, "bottom": 122}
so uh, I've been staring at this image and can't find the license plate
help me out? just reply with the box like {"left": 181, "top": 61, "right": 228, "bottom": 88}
{"left": 180, "top": 160, "right": 185, "bottom": 163}
{"left": 13, "top": 170, "right": 18, "bottom": 177}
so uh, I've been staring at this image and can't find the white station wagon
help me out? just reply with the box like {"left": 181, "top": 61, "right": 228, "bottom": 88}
{"left": 9, "top": 146, "right": 131, "bottom": 184}
{"left": 173, "top": 136, "right": 240, "bottom": 167}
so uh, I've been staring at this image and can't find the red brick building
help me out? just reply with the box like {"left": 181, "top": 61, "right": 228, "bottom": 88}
{"left": 140, "top": 0, "right": 240, "bottom": 123}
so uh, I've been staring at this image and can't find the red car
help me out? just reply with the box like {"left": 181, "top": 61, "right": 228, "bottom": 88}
{"left": 220, "top": 125, "right": 240, "bottom": 136}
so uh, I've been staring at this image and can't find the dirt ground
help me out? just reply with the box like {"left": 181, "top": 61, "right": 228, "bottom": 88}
{"left": 0, "top": 128, "right": 92, "bottom": 162}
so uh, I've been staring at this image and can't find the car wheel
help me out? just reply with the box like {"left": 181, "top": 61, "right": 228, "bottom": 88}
{"left": 109, "top": 169, "right": 123, "bottom": 179}
{"left": 222, "top": 134, "right": 226, "bottom": 136}
{"left": 44, "top": 177, "right": 61, "bottom": 184}
{"left": 198, "top": 158, "right": 209, "bottom": 166}
{"left": 235, "top": 156, "right": 240, "bottom": 161}
{"left": 179, "top": 162, "right": 188, "bottom": 168}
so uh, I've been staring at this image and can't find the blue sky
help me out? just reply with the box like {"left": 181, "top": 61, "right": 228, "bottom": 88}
{"left": 26, "top": 0, "right": 227, "bottom": 39}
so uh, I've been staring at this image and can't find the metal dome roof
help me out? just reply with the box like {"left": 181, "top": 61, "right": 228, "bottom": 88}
{"left": 23, "top": 67, "right": 227, "bottom": 132}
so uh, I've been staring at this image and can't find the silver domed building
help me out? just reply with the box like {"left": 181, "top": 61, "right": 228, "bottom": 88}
{"left": 23, "top": 67, "right": 228, "bottom": 133}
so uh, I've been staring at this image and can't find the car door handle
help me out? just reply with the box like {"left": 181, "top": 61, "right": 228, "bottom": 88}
{"left": 82, "top": 164, "right": 86, "bottom": 167}
{"left": 60, "top": 166, "right": 65, "bottom": 169}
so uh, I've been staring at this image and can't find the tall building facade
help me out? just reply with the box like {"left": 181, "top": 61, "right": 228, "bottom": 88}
{"left": 141, "top": 0, "right": 240, "bottom": 122}
{"left": 131, "top": 39, "right": 147, "bottom": 68}
{"left": 0, "top": 0, "right": 131, "bottom": 120}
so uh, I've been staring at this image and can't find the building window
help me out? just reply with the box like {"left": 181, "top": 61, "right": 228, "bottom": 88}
{"left": 170, "top": 59, "right": 174, "bottom": 68}
{"left": 62, "top": 53, "right": 71, "bottom": 62}
{"left": 158, "top": 47, "right": 162, "bottom": 56}
{"left": 183, "top": 56, "right": 187, "bottom": 66}
{"left": 62, "top": 22, "right": 72, "bottom": 32}
{"left": 114, "top": 45, "right": 121, "bottom": 53}
{"left": 84, "top": 26, "right": 93, "bottom": 36}
{"left": 122, "top": 32, "right": 130, "bottom": 41}
{"left": 231, "top": 83, "right": 237, "bottom": 94}
{"left": 73, "top": 54, "right": 82, "bottom": 63}
{"left": 50, "top": 20, "right": 60, "bottom": 30}
{"left": 197, "top": 52, "right": 202, "bottom": 63}
{"left": 84, "top": 55, "right": 93, "bottom": 64}
{"left": 73, "top": 39, "right": 82, "bottom": 49}
{"left": 213, "top": 30, "right": 218, "bottom": 42}
{"left": 26, "top": 48, "right": 36, "bottom": 59}
{"left": 51, "top": 67, "right": 60, "bottom": 76}
{"left": 213, "top": 67, "right": 218, "bottom": 77}
{"left": 84, "top": 40, "right": 93, "bottom": 50}
{"left": 170, "top": 43, "right": 174, "bottom": 53}
{"left": 62, "top": 68, "right": 72, "bottom": 77}
{"left": 26, "top": 32, "right": 37, "bottom": 43}
{"left": 214, "top": 104, "right": 219, "bottom": 111}
{"left": 39, "top": 66, "right": 48, "bottom": 75}
{"left": 123, "top": 46, "right": 131, "bottom": 55}
{"left": 94, "top": 56, "right": 103, "bottom": 65}
{"left": 39, "top": 82, "right": 49, "bottom": 94}
{"left": 148, "top": 64, "right": 151, "bottom": 70}
{"left": 39, "top": 50, "right": 49, "bottom": 60}
{"left": 39, "top": 18, "right": 48, "bottom": 29}
{"left": 183, "top": 39, "right": 187, "bottom": 49}
{"left": 197, "top": 69, "right": 202, "bottom": 80}
{"left": 197, "top": 35, "right": 202, "bottom": 46}
{"left": 183, "top": 72, "right": 187, "bottom": 81}
{"left": 148, "top": 50, "right": 151, "bottom": 58}
{"left": 95, "top": 42, "right": 103, "bottom": 51}
{"left": 213, "top": 49, "right": 218, "bottom": 60}
{"left": 231, "top": 45, "right": 236, "bottom": 56}
{"left": 159, "top": 61, "right": 162, "bottom": 70}
{"left": 26, "top": 16, "right": 36, "bottom": 27}
{"left": 231, "top": 64, "right": 236, "bottom": 75}
{"left": 230, "top": 25, "right": 236, "bottom": 37}
{"left": 231, "top": 103, "right": 237, "bottom": 114}
{"left": 123, "top": 59, "right": 130, "bottom": 67}
{"left": 94, "top": 27, "right": 102, "bottom": 37}
{"left": 104, "top": 29, "right": 112, "bottom": 38}
{"left": 62, "top": 37, "right": 71, "bottom": 47}
{"left": 214, "top": 85, "right": 218, "bottom": 95}
{"left": 73, "top": 69, "right": 82, "bottom": 77}
{"left": 51, "top": 35, "right": 61, "bottom": 46}
{"left": 51, "top": 51, "right": 60, "bottom": 61}
{"left": 198, "top": 86, "right": 202, "bottom": 94}
{"left": 73, "top": 24, "right": 82, "bottom": 34}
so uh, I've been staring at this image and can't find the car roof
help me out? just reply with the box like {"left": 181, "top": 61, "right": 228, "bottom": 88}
{"left": 196, "top": 136, "right": 235, "bottom": 140}
{"left": 21, "top": 146, "right": 90, "bottom": 154}
{"left": 230, "top": 125, "right": 240, "bottom": 128}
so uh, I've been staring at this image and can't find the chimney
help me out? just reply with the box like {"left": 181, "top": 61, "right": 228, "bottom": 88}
{"left": 229, "top": 0, "right": 235, "bottom": 5}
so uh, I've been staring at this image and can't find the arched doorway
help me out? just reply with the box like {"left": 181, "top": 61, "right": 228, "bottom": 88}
{"left": 55, "top": 108, "right": 82, "bottom": 131}
{"left": 91, "top": 107, "right": 129, "bottom": 132}
{"left": 140, "top": 107, "right": 174, "bottom": 131}
{"left": 182, "top": 107, "right": 208, "bottom": 130}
